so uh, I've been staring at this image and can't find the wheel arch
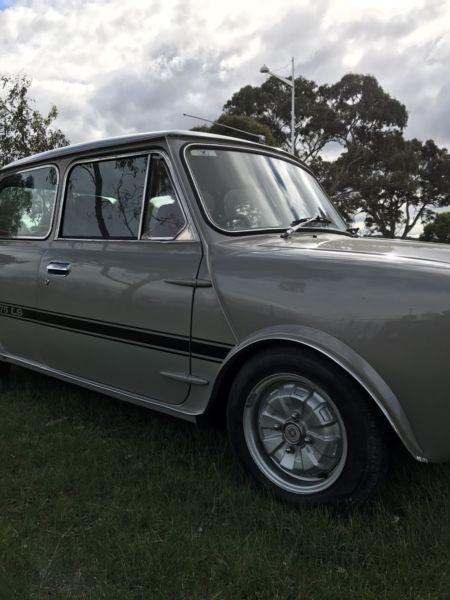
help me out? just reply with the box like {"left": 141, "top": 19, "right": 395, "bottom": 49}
{"left": 201, "top": 329, "right": 426, "bottom": 462}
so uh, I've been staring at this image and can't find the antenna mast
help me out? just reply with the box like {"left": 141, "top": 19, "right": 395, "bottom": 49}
{"left": 182, "top": 113, "right": 266, "bottom": 144}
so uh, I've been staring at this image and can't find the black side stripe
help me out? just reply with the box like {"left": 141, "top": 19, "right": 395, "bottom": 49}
{"left": 191, "top": 340, "right": 231, "bottom": 360}
{"left": 0, "top": 302, "right": 232, "bottom": 361}
{"left": 5, "top": 300, "right": 189, "bottom": 339}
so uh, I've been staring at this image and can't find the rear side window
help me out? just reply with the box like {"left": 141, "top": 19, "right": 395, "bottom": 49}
{"left": 0, "top": 166, "right": 58, "bottom": 238}
{"left": 61, "top": 156, "right": 148, "bottom": 239}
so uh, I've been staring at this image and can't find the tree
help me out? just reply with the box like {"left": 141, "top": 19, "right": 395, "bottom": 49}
{"left": 325, "top": 134, "right": 450, "bottom": 237}
{"left": 420, "top": 212, "right": 450, "bottom": 243}
{"left": 0, "top": 74, "right": 69, "bottom": 167}
{"left": 323, "top": 74, "right": 407, "bottom": 149}
{"left": 319, "top": 75, "right": 408, "bottom": 205}
{"left": 223, "top": 73, "right": 407, "bottom": 163}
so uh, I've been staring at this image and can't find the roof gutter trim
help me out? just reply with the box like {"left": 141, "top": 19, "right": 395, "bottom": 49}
{"left": 0, "top": 130, "right": 266, "bottom": 172}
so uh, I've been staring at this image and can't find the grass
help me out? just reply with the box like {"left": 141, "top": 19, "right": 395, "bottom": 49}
{"left": 0, "top": 367, "right": 448, "bottom": 599}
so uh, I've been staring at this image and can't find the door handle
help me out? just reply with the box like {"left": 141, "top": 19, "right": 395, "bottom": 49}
{"left": 47, "top": 261, "right": 71, "bottom": 276}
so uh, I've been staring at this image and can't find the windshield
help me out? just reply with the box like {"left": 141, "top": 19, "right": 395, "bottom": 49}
{"left": 186, "top": 148, "right": 346, "bottom": 234}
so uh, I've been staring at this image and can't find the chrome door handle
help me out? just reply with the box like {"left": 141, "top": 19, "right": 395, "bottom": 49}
{"left": 47, "top": 261, "right": 71, "bottom": 276}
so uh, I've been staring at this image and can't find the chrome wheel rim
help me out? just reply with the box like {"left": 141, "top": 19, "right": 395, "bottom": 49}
{"left": 243, "top": 374, "right": 348, "bottom": 494}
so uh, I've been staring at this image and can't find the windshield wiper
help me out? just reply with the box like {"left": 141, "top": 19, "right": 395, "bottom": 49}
{"left": 280, "top": 215, "right": 332, "bottom": 239}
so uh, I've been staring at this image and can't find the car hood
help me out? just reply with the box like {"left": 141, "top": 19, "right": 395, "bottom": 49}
{"left": 252, "top": 233, "right": 450, "bottom": 267}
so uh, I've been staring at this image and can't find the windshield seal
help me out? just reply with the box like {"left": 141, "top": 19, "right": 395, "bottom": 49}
{"left": 182, "top": 143, "right": 347, "bottom": 237}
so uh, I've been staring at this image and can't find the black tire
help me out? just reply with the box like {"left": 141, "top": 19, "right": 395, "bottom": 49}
{"left": 227, "top": 347, "right": 390, "bottom": 508}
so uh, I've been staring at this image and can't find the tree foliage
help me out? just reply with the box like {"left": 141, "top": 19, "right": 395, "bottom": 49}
{"left": 223, "top": 74, "right": 407, "bottom": 161}
{"left": 420, "top": 212, "right": 450, "bottom": 243}
{"left": 325, "top": 134, "right": 450, "bottom": 237}
{"left": 0, "top": 74, "right": 69, "bottom": 168}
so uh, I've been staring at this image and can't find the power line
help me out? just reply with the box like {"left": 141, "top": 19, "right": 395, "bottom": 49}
{"left": 263, "top": 59, "right": 301, "bottom": 78}
{"left": 269, "top": 60, "right": 293, "bottom": 74}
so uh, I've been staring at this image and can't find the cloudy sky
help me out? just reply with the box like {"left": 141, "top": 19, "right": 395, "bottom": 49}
{"left": 0, "top": 0, "right": 449, "bottom": 149}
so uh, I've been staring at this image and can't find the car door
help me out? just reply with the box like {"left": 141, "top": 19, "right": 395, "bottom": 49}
{"left": 0, "top": 164, "right": 59, "bottom": 365}
{"left": 37, "top": 150, "right": 202, "bottom": 404}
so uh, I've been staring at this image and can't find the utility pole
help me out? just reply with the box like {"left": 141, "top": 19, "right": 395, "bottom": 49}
{"left": 291, "top": 57, "right": 295, "bottom": 156}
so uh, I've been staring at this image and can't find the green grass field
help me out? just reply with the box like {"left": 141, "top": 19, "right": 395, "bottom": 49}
{"left": 0, "top": 366, "right": 449, "bottom": 599}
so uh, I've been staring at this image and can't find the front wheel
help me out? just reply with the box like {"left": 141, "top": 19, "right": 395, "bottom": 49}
{"left": 227, "top": 348, "right": 389, "bottom": 508}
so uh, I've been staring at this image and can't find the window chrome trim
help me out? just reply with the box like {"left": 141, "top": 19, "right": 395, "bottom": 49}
{"left": 0, "top": 163, "right": 60, "bottom": 241}
{"left": 55, "top": 149, "right": 194, "bottom": 243}
{"left": 182, "top": 142, "right": 347, "bottom": 237}
{"left": 137, "top": 155, "right": 152, "bottom": 239}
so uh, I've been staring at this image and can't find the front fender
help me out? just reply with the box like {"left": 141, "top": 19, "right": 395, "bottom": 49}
{"left": 215, "top": 324, "right": 426, "bottom": 461}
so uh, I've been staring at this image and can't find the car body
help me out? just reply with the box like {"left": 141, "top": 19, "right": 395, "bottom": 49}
{"left": 1, "top": 131, "right": 449, "bottom": 506}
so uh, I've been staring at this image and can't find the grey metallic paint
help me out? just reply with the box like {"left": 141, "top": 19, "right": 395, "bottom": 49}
{"left": 1, "top": 132, "right": 449, "bottom": 464}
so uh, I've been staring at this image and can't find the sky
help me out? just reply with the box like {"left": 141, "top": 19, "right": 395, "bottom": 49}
{"left": 0, "top": 0, "right": 449, "bottom": 151}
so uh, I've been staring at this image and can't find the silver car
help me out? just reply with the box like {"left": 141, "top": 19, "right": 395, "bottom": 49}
{"left": 0, "top": 131, "right": 449, "bottom": 507}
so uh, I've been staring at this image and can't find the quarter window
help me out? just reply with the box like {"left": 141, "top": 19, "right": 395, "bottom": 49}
{"left": 61, "top": 156, "right": 148, "bottom": 239}
{"left": 0, "top": 166, "right": 58, "bottom": 238}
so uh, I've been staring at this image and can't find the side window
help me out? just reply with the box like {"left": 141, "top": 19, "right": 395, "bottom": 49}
{"left": 61, "top": 156, "right": 147, "bottom": 239}
{"left": 0, "top": 166, "right": 58, "bottom": 238}
{"left": 141, "top": 157, "right": 185, "bottom": 239}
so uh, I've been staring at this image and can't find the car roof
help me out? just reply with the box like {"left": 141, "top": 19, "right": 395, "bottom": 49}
{"left": 0, "top": 130, "right": 273, "bottom": 172}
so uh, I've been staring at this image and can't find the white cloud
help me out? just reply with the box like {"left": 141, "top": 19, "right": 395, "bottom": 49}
{"left": 0, "top": 0, "right": 449, "bottom": 149}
